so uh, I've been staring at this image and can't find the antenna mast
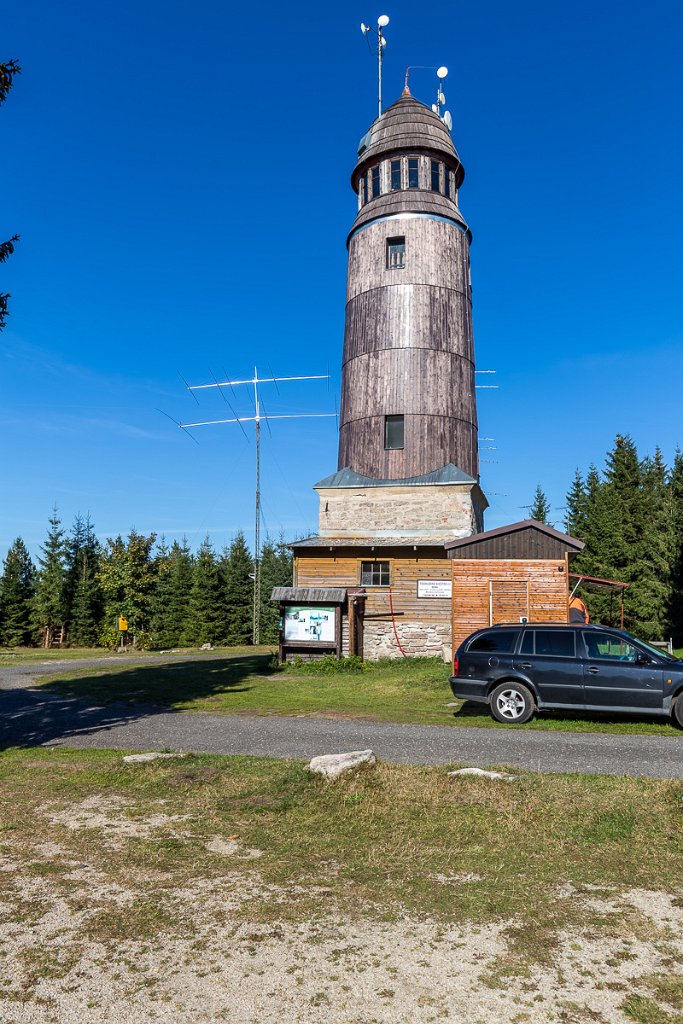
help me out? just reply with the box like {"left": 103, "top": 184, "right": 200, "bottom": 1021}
{"left": 360, "top": 14, "right": 390, "bottom": 118}
{"left": 179, "top": 369, "right": 334, "bottom": 645}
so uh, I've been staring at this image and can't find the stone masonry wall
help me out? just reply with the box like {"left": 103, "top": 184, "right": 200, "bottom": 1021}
{"left": 363, "top": 620, "right": 452, "bottom": 661}
{"left": 318, "top": 483, "right": 479, "bottom": 538}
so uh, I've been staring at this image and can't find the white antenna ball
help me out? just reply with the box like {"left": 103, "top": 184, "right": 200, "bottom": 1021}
{"left": 437, "top": 66, "right": 448, "bottom": 79}
{"left": 378, "top": 14, "right": 389, "bottom": 26}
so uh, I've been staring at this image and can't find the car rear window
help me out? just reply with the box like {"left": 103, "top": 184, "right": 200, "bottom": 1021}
{"left": 468, "top": 630, "right": 520, "bottom": 654}
{"left": 534, "top": 630, "right": 575, "bottom": 658}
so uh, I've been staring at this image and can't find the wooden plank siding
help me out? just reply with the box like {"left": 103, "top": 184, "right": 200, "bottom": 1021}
{"left": 295, "top": 553, "right": 453, "bottom": 626}
{"left": 452, "top": 559, "right": 570, "bottom": 649}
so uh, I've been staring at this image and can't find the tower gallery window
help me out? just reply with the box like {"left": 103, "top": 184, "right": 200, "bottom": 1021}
{"left": 386, "top": 237, "right": 405, "bottom": 270}
{"left": 390, "top": 160, "right": 401, "bottom": 191}
{"left": 384, "top": 414, "right": 404, "bottom": 450}
{"left": 371, "top": 165, "right": 381, "bottom": 198}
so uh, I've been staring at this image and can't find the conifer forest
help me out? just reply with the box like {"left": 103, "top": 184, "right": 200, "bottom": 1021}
{"left": 2, "top": 433, "right": 682, "bottom": 650}
{"left": 0, "top": 513, "right": 293, "bottom": 649}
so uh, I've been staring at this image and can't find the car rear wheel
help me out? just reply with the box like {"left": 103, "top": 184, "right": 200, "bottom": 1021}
{"left": 490, "top": 682, "right": 535, "bottom": 724}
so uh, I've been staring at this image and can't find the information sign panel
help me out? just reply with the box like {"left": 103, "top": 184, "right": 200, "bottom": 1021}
{"left": 283, "top": 606, "right": 335, "bottom": 643}
{"left": 417, "top": 580, "right": 452, "bottom": 599}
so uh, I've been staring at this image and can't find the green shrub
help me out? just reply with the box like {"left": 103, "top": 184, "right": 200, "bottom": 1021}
{"left": 290, "top": 655, "right": 367, "bottom": 675}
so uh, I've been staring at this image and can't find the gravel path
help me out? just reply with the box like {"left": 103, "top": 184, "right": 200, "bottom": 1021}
{"left": 1, "top": 657, "right": 681, "bottom": 778}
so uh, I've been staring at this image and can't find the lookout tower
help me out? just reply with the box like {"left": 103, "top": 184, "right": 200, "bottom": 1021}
{"left": 338, "top": 88, "right": 479, "bottom": 483}
{"left": 315, "top": 86, "right": 487, "bottom": 542}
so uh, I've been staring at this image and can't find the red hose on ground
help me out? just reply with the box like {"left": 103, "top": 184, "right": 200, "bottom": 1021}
{"left": 388, "top": 586, "right": 408, "bottom": 657}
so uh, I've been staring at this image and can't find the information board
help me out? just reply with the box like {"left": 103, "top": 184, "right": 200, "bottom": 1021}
{"left": 417, "top": 580, "right": 452, "bottom": 599}
{"left": 283, "top": 606, "right": 336, "bottom": 643}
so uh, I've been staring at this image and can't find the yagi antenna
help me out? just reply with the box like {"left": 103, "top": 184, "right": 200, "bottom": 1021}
{"left": 360, "top": 14, "right": 390, "bottom": 118}
{"left": 174, "top": 367, "right": 335, "bottom": 646}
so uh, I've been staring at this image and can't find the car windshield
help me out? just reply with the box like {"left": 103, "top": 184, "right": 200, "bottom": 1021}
{"left": 615, "top": 630, "right": 679, "bottom": 662}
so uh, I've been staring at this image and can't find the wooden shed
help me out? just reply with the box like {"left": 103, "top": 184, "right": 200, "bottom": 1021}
{"left": 445, "top": 520, "right": 585, "bottom": 648}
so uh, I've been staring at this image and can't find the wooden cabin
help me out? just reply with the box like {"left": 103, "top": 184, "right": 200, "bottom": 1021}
{"left": 446, "top": 520, "right": 585, "bottom": 648}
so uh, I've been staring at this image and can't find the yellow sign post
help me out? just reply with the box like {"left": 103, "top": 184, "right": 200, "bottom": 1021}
{"left": 118, "top": 616, "right": 128, "bottom": 632}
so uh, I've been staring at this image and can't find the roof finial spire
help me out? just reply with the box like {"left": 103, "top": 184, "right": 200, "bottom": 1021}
{"left": 403, "top": 66, "right": 411, "bottom": 96}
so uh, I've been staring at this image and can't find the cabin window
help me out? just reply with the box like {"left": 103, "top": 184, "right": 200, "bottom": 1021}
{"left": 360, "top": 560, "right": 390, "bottom": 587}
{"left": 371, "top": 165, "right": 381, "bottom": 198}
{"left": 444, "top": 169, "right": 451, "bottom": 198}
{"left": 430, "top": 160, "right": 441, "bottom": 192}
{"left": 384, "top": 414, "right": 404, "bottom": 450}
{"left": 386, "top": 237, "right": 405, "bottom": 270}
{"left": 408, "top": 157, "right": 419, "bottom": 189}
{"left": 390, "top": 159, "right": 402, "bottom": 191}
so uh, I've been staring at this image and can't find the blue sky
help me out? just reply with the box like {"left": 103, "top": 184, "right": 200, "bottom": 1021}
{"left": 2, "top": 0, "right": 682, "bottom": 560}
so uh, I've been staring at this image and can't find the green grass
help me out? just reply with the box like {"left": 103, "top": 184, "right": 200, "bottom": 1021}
{"left": 32, "top": 649, "right": 683, "bottom": 735}
{"left": 0, "top": 747, "right": 681, "bottom": 966}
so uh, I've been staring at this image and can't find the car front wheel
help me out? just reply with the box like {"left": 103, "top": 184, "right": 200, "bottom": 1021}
{"left": 673, "top": 696, "right": 683, "bottom": 729}
{"left": 489, "top": 682, "right": 535, "bottom": 724}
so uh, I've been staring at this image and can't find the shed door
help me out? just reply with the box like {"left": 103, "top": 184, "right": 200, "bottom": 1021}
{"left": 490, "top": 580, "right": 530, "bottom": 626}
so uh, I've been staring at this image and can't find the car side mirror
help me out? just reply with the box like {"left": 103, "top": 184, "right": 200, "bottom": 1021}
{"left": 635, "top": 653, "right": 651, "bottom": 665}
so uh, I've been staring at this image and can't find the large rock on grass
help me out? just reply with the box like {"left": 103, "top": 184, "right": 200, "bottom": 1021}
{"left": 306, "top": 749, "right": 376, "bottom": 781}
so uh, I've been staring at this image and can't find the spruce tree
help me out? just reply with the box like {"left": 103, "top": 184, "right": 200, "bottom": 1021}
{"left": 222, "top": 531, "right": 254, "bottom": 645}
{"left": 564, "top": 469, "right": 589, "bottom": 538}
{"left": 148, "top": 537, "right": 174, "bottom": 648}
{"left": 259, "top": 535, "right": 293, "bottom": 643}
{"left": 33, "top": 507, "right": 67, "bottom": 646}
{"left": 168, "top": 539, "right": 194, "bottom": 645}
{"left": 185, "top": 537, "right": 223, "bottom": 646}
{"left": 631, "top": 449, "right": 671, "bottom": 640}
{"left": 65, "top": 514, "right": 102, "bottom": 646}
{"left": 529, "top": 485, "right": 551, "bottom": 524}
{"left": 0, "top": 538, "right": 36, "bottom": 647}
{"left": 668, "top": 450, "right": 683, "bottom": 644}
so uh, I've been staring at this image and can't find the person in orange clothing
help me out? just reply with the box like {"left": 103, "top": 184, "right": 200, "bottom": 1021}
{"left": 569, "top": 595, "right": 590, "bottom": 623}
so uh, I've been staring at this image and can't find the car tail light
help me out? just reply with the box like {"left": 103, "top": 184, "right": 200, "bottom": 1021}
{"left": 452, "top": 655, "right": 459, "bottom": 676}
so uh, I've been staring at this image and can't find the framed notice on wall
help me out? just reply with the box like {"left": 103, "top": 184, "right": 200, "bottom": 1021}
{"left": 283, "top": 606, "right": 336, "bottom": 643}
{"left": 417, "top": 580, "right": 452, "bottom": 599}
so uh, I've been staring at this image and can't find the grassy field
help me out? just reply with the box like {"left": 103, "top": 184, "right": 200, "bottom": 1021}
{"left": 31, "top": 649, "right": 683, "bottom": 736}
{"left": 0, "top": 748, "right": 681, "bottom": 1020}
{"left": 0, "top": 746, "right": 681, "bottom": 937}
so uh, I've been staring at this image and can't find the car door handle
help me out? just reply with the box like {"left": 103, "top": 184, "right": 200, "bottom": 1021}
{"left": 519, "top": 663, "right": 532, "bottom": 669}
{"left": 587, "top": 667, "right": 599, "bottom": 674}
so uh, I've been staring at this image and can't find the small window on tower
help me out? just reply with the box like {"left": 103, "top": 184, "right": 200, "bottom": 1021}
{"left": 408, "top": 158, "right": 419, "bottom": 189}
{"left": 384, "top": 414, "right": 404, "bottom": 450}
{"left": 371, "top": 165, "right": 381, "bottom": 198}
{"left": 360, "top": 560, "right": 391, "bottom": 587}
{"left": 444, "top": 169, "right": 451, "bottom": 198}
{"left": 386, "top": 237, "right": 405, "bottom": 270}
{"left": 431, "top": 160, "right": 441, "bottom": 192}
{"left": 391, "top": 159, "right": 402, "bottom": 191}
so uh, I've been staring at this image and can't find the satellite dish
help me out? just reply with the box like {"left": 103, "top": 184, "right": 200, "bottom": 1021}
{"left": 377, "top": 14, "right": 390, "bottom": 26}
{"left": 438, "top": 91, "right": 446, "bottom": 106}
{"left": 443, "top": 110, "right": 453, "bottom": 131}
{"left": 360, "top": 22, "right": 368, "bottom": 33}
{"left": 380, "top": 35, "right": 387, "bottom": 46}
{"left": 437, "top": 66, "right": 448, "bottom": 79}
{"left": 431, "top": 104, "right": 438, "bottom": 113}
